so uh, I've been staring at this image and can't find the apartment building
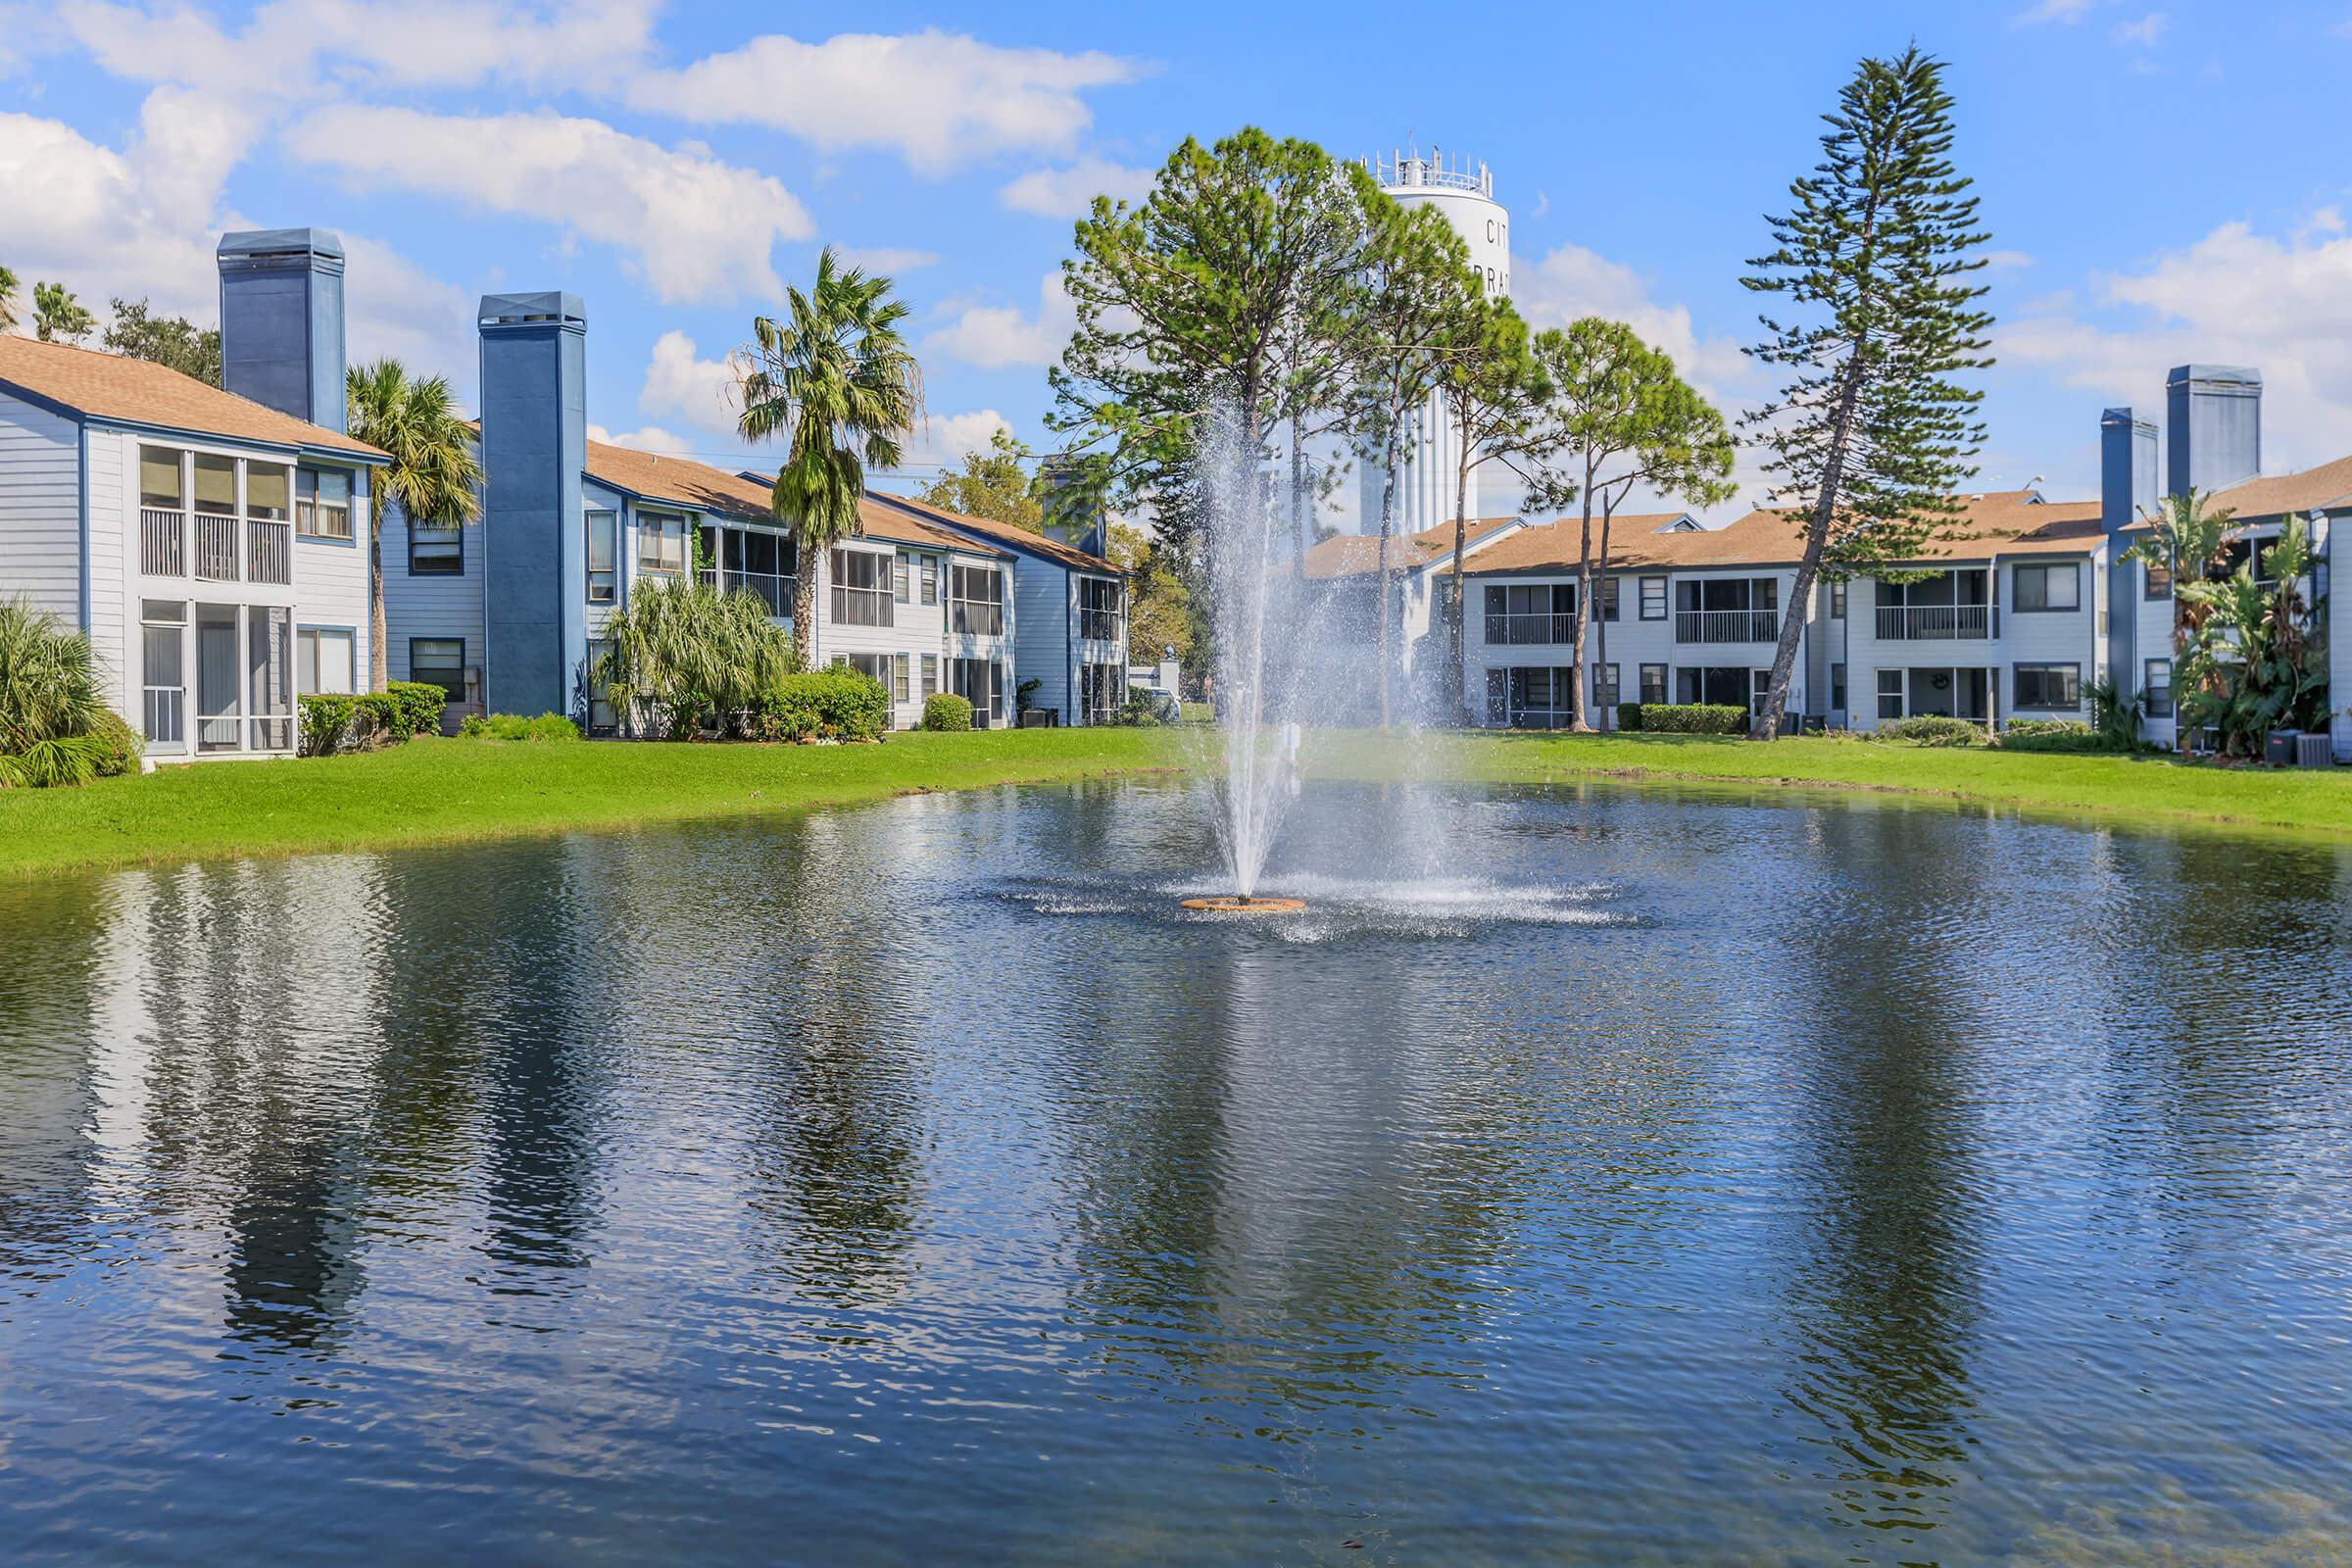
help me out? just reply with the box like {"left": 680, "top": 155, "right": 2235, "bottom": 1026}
{"left": 0, "top": 229, "right": 383, "bottom": 761}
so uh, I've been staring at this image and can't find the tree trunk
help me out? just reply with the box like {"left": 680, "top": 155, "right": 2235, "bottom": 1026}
{"left": 1755, "top": 346, "right": 1869, "bottom": 741}
{"left": 1568, "top": 454, "right": 1596, "bottom": 731}
{"left": 1290, "top": 411, "right": 1308, "bottom": 566}
{"left": 1375, "top": 411, "right": 1400, "bottom": 728}
{"left": 794, "top": 535, "right": 819, "bottom": 671}
{"left": 1595, "top": 490, "right": 1616, "bottom": 732}
{"left": 368, "top": 494, "right": 389, "bottom": 689}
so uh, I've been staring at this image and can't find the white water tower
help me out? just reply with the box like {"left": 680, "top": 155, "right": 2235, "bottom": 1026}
{"left": 1362, "top": 146, "right": 1510, "bottom": 534}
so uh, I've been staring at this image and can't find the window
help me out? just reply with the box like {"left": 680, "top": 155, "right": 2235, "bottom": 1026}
{"left": 921, "top": 654, "right": 938, "bottom": 700}
{"left": 1598, "top": 576, "right": 1621, "bottom": 622}
{"left": 1485, "top": 668, "right": 1507, "bottom": 724}
{"left": 193, "top": 453, "right": 236, "bottom": 515}
{"left": 1750, "top": 668, "right": 1772, "bottom": 718}
{"left": 140, "top": 600, "right": 185, "bottom": 746}
{"left": 1484, "top": 582, "right": 1576, "bottom": 643}
{"left": 2014, "top": 662, "right": 2082, "bottom": 710}
{"left": 1831, "top": 662, "right": 1847, "bottom": 713}
{"left": 586, "top": 639, "right": 616, "bottom": 731}
{"left": 1639, "top": 662, "right": 1667, "bottom": 705}
{"left": 638, "top": 511, "right": 686, "bottom": 574}
{"left": 951, "top": 563, "right": 1004, "bottom": 635}
{"left": 1080, "top": 576, "right": 1124, "bottom": 642}
{"left": 411, "top": 638, "right": 466, "bottom": 703}
{"left": 895, "top": 554, "right": 915, "bottom": 604}
{"left": 2144, "top": 558, "right": 2173, "bottom": 600}
{"left": 830, "top": 548, "right": 894, "bottom": 626}
{"left": 920, "top": 556, "right": 939, "bottom": 606}
{"left": 1878, "top": 667, "right": 1904, "bottom": 720}
{"left": 893, "top": 656, "right": 910, "bottom": 705}
{"left": 1592, "top": 662, "right": 1620, "bottom": 709}
{"left": 295, "top": 468, "right": 353, "bottom": 540}
{"left": 139, "top": 446, "right": 184, "bottom": 510}
{"left": 409, "top": 515, "right": 463, "bottom": 574}
{"left": 1831, "top": 579, "right": 1847, "bottom": 619}
{"left": 2013, "top": 562, "right": 2080, "bottom": 612}
{"left": 296, "top": 627, "right": 355, "bottom": 695}
{"left": 245, "top": 463, "right": 289, "bottom": 522}
{"left": 1639, "top": 576, "right": 1667, "bottom": 620}
{"left": 586, "top": 509, "right": 617, "bottom": 602}
{"left": 2142, "top": 659, "right": 2173, "bottom": 719}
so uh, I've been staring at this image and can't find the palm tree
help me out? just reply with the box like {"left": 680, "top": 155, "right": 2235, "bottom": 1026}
{"left": 31, "top": 282, "right": 95, "bottom": 345}
{"left": 0, "top": 265, "right": 19, "bottom": 334}
{"left": 346, "top": 360, "right": 481, "bottom": 687}
{"left": 736, "top": 247, "right": 923, "bottom": 664}
{"left": 2124, "top": 490, "right": 2232, "bottom": 755}
{"left": 0, "top": 599, "right": 110, "bottom": 787}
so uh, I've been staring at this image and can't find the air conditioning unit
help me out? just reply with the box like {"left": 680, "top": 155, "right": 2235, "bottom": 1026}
{"left": 2295, "top": 732, "right": 2333, "bottom": 768}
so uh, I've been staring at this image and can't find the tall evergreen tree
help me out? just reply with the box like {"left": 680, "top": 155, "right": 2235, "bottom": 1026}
{"left": 1740, "top": 46, "right": 1992, "bottom": 739}
{"left": 1440, "top": 296, "right": 1552, "bottom": 719}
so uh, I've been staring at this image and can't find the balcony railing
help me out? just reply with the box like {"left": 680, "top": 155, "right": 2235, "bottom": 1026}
{"left": 703, "top": 567, "right": 794, "bottom": 618}
{"left": 1876, "top": 604, "right": 1994, "bottom": 641}
{"left": 1485, "top": 612, "right": 1577, "bottom": 646}
{"left": 1079, "top": 608, "right": 1123, "bottom": 644}
{"left": 194, "top": 513, "right": 240, "bottom": 581}
{"left": 248, "top": 519, "right": 291, "bottom": 585}
{"left": 952, "top": 600, "right": 1004, "bottom": 636}
{"left": 140, "top": 509, "right": 185, "bottom": 576}
{"left": 1676, "top": 608, "right": 1779, "bottom": 644}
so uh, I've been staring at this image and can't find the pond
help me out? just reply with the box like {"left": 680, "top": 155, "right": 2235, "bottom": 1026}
{"left": 2, "top": 779, "right": 2350, "bottom": 1565}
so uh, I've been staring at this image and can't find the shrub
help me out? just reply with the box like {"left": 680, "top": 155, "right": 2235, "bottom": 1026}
{"left": 88, "top": 709, "right": 142, "bottom": 777}
{"left": 1994, "top": 719, "right": 2107, "bottom": 753}
{"left": 0, "top": 598, "right": 110, "bottom": 786}
{"left": 1880, "top": 714, "right": 1985, "bottom": 747}
{"left": 464, "top": 711, "right": 581, "bottom": 742}
{"left": 921, "top": 693, "right": 973, "bottom": 732}
{"left": 1116, "top": 688, "right": 1176, "bottom": 726}
{"left": 1616, "top": 702, "right": 1644, "bottom": 732}
{"left": 1637, "top": 703, "right": 1748, "bottom": 735}
{"left": 744, "top": 667, "right": 889, "bottom": 743}
{"left": 743, "top": 690, "right": 818, "bottom": 743}
{"left": 383, "top": 681, "right": 449, "bottom": 738}
{"left": 594, "top": 575, "right": 796, "bottom": 737}
{"left": 300, "top": 693, "right": 359, "bottom": 756}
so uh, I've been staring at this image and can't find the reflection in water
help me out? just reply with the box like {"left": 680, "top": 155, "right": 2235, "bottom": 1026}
{"left": 0, "top": 779, "right": 2349, "bottom": 1566}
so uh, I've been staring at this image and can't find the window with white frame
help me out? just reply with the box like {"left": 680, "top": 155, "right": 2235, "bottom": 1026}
{"left": 1639, "top": 576, "right": 1667, "bottom": 620}
{"left": 140, "top": 599, "right": 185, "bottom": 746}
{"left": 1592, "top": 662, "right": 1621, "bottom": 709}
{"left": 1832, "top": 662, "right": 1847, "bottom": 712}
{"left": 587, "top": 509, "right": 618, "bottom": 602}
{"left": 830, "top": 548, "right": 894, "bottom": 626}
{"left": 951, "top": 563, "right": 1004, "bottom": 635}
{"left": 2012, "top": 562, "right": 2080, "bottom": 612}
{"left": 638, "top": 511, "right": 687, "bottom": 574}
{"left": 295, "top": 467, "right": 353, "bottom": 540}
{"left": 2014, "top": 662, "right": 2082, "bottom": 710}
{"left": 296, "top": 627, "right": 355, "bottom": 695}
{"left": 409, "top": 512, "right": 462, "bottom": 574}
{"left": 2143, "top": 658, "right": 2173, "bottom": 719}
{"left": 920, "top": 556, "right": 939, "bottom": 606}
{"left": 1831, "top": 579, "right": 1847, "bottom": 619}
{"left": 920, "top": 653, "right": 938, "bottom": 699}
{"left": 894, "top": 554, "right": 913, "bottom": 604}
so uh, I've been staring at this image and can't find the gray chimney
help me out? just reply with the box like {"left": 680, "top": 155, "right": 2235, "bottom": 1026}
{"left": 477, "top": 292, "right": 588, "bottom": 717}
{"left": 2165, "top": 365, "right": 2261, "bottom": 498}
{"left": 2102, "top": 406, "right": 2159, "bottom": 691}
{"left": 218, "top": 228, "right": 347, "bottom": 432}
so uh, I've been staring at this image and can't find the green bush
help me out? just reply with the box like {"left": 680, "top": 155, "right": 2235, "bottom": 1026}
{"left": 300, "top": 693, "right": 359, "bottom": 756}
{"left": 1116, "top": 688, "right": 1175, "bottom": 725}
{"left": 88, "top": 709, "right": 142, "bottom": 777}
{"left": 1616, "top": 702, "right": 1644, "bottom": 732}
{"left": 463, "top": 711, "right": 581, "bottom": 742}
{"left": 1637, "top": 703, "right": 1748, "bottom": 735}
{"left": 1993, "top": 718, "right": 2107, "bottom": 753}
{"left": 743, "top": 667, "right": 889, "bottom": 743}
{"left": 743, "top": 691, "right": 818, "bottom": 743}
{"left": 1880, "top": 714, "right": 1985, "bottom": 747}
{"left": 921, "top": 693, "right": 973, "bottom": 732}
{"left": 0, "top": 598, "right": 110, "bottom": 787}
{"left": 383, "top": 680, "right": 449, "bottom": 738}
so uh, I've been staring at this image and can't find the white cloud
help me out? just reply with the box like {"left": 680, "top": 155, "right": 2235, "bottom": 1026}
{"left": 2114, "top": 11, "right": 2168, "bottom": 45}
{"left": 1985, "top": 249, "right": 2036, "bottom": 270}
{"left": 998, "top": 156, "right": 1154, "bottom": 219}
{"left": 54, "top": 0, "right": 658, "bottom": 96}
{"left": 925, "top": 272, "right": 1075, "bottom": 368}
{"left": 340, "top": 233, "right": 475, "bottom": 394}
{"left": 836, "top": 246, "right": 940, "bottom": 273}
{"left": 283, "top": 107, "right": 810, "bottom": 302}
{"left": 2017, "top": 0, "right": 2096, "bottom": 22}
{"left": 587, "top": 422, "right": 695, "bottom": 456}
{"left": 626, "top": 28, "right": 1143, "bottom": 173}
{"left": 1512, "top": 244, "right": 1753, "bottom": 403}
{"left": 2001, "top": 217, "right": 2352, "bottom": 472}
{"left": 906, "top": 410, "right": 1014, "bottom": 469}
{"left": 636, "top": 330, "right": 741, "bottom": 435}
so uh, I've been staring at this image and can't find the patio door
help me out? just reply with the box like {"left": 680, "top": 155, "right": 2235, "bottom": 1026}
{"left": 196, "top": 605, "right": 241, "bottom": 752}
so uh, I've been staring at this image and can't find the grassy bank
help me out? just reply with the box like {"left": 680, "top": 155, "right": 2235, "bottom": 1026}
{"left": 1316, "top": 729, "right": 2352, "bottom": 837}
{"left": 0, "top": 728, "right": 1189, "bottom": 879}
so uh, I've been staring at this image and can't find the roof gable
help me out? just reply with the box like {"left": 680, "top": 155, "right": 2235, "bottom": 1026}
{"left": 0, "top": 334, "right": 380, "bottom": 459}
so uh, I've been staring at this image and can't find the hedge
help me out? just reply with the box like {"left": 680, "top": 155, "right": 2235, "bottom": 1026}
{"left": 1879, "top": 714, "right": 1985, "bottom": 748}
{"left": 920, "top": 693, "right": 973, "bottom": 732}
{"left": 1992, "top": 718, "right": 2107, "bottom": 753}
{"left": 744, "top": 667, "right": 891, "bottom": 743}
{"left": 1637, "top": 703, "right": 1748, "bottom": 735}
{"left": 461, "top": 711, "right": 581, "bottom": 742}
{"left": 299, "top": 681, "right": 448, "bottom": 756}
{"left": 1616, "top": 702, "right": 1644, "bottom": 732}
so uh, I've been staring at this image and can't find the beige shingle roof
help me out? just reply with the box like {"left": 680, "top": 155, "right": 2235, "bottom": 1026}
{"left": 2206, "top": 455, "right": 2352, "bottom": 520}
{"left": 868, "top": 490, "right": 1117, "bottom": 572}
{"left": 585, "top": 444, "right": 1007, "bottom": 557}
{"left": 1301, "top": 516, "right": 1520, "bottom": 580}
{"left": 0, "top": 333, "right": 381, "bottom": 458}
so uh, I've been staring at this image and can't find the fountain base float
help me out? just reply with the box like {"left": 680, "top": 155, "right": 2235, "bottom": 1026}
{"left": 1180, "top": 897, "right": 1307, "bottom": 915}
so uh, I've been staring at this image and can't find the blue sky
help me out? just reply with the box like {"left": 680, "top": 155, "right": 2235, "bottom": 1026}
{"left": 5, "top": 0, "right": 2352, "bottom": 519}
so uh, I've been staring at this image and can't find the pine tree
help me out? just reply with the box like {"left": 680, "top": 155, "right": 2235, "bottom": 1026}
{"left": 1740, "top": 46, "right": 1992, "bottom": 739}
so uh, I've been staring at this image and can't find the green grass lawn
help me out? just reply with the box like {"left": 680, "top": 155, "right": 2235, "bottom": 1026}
{"left": 0, "top": 728, "right": 1190, "bottom": 880}
{"left": 1314, "top": 729, "right": 2352, "bottom": 838}
{"left": 7, "top": 723, "right": 2349, "bottom": 880}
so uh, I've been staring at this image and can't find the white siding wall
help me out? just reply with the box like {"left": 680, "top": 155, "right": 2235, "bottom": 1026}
{"left": 2132, "top": 557, "right": 2179, "bottom": 750}
{"left": 85, "top": 425, "right": 126, "bottom": 711}
{"left": 0, "top": 391, "right": 84, "bottom": 633}
{"left": 1073, "top": 569, "right": 1127, "bottom": 725}
{"left": 292, "top": 462, "right": 370, "bottom": 693}
{"left": 2330, "top": 515, "right": 2351, "bottom": 761}
{"left": 2002, "top": 554, "right": 2103, "bottom": 721}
